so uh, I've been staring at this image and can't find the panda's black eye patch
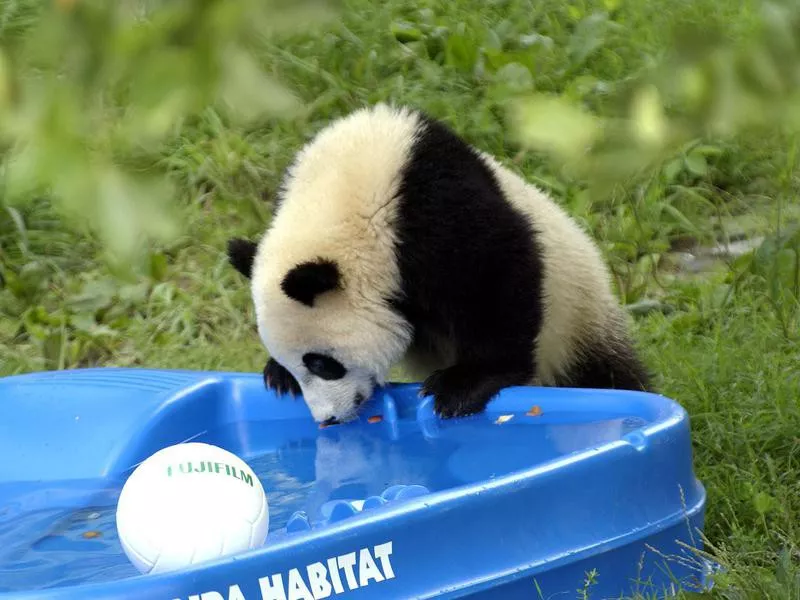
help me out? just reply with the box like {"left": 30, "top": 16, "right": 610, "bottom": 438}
{"left": 302, "top": 353, "right": 347, "bottom": 381}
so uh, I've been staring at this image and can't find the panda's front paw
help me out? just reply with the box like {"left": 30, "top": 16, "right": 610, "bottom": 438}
{"left": 263, "top": 358, "right": 302, "bottom": 398}
{"left": 422, "top": 365, "right": 501, "bottom": 419}
{"left": 422, "top": 364, "right": 532, "bottom": 419}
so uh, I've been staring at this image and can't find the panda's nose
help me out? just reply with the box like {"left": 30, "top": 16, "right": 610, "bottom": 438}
{"left": 321, "top": 416, "right": 340, "bottom": 427}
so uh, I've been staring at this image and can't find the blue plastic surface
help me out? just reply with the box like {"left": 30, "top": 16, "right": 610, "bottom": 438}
{"left": 0, "top": 368, "right": 708, "bottom": 599}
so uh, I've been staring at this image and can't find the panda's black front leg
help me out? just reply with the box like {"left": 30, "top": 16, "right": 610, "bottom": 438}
{"left": 263, "top": 358, "right": 302, "bottom": 398}
{"left": 421, "top": 364, "right": 531, "bottom": 419}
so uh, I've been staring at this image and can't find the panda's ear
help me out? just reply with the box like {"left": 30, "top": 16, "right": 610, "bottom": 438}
{"left": 227, "top": 238, "right": 258, "bottom": 279}
{"left": 281, "top": 259, "right": 341, "bottom": 307}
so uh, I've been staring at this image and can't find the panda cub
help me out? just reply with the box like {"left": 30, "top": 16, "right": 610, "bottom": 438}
{"left": 228, "top": 103, "right": 651, "bottom": 425}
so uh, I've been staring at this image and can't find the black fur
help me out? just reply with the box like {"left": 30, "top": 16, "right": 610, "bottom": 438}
{"left": 303, "top": 352, "right": 347, "bottom": 380}
{"left": 421, "top": 364, "right": 533, "bottom": 418}
{"left": 554, "top": 336, "right": 652, "bottom": 392}
{"left": 390, "top": 114, "right": 544, "bottom": 418}
{"left": 264, "top": 358, "right": 302, "bottom": 397}
{"left": 389, "top": 113, "right": 651, "bottom": 418}
{"left": 281, "top": 259, "right": 341, "bottom": 307}
{"left": 227, "top": 238, "right": 258, "bottom": 279}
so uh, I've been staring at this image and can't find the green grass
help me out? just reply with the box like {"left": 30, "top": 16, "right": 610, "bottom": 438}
{"left": 2, "top": 0, "right": 800, "bottom": 597}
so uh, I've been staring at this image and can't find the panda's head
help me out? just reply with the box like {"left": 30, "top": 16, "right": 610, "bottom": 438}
{"left": 226, "top": 104, "right": 423, "bottom": 423}
{"left": 228, "top": 238, "right": 412, "bottom": 423}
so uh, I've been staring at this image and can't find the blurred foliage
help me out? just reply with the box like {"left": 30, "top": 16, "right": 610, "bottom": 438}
{"left": 0, "top": 0, "right": 335, "bottom": 270}
{"left": 510, "top": 0, "right": 800, "bottom": 197}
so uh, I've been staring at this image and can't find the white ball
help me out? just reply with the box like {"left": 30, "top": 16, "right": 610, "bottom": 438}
{"left": 116, "top": 442, "right": 268, "bottom": 575}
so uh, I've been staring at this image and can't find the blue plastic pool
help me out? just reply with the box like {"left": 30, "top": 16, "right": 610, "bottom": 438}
{"left": 0, "top": 368, "right": 708, "bottom": 599}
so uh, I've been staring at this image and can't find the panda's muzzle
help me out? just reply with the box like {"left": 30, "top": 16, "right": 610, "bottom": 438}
{"left": 321, "top": 393, "right": 366, "bottom": 426}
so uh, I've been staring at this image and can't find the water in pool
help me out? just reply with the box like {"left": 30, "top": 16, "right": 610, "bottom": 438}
{"left": 0, "top": 413, "right": 647, "bottom": 592}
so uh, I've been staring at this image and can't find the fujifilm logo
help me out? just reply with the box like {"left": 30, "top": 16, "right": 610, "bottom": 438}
{"left": 166, "top": 461, "right": 255, "bottom": 487}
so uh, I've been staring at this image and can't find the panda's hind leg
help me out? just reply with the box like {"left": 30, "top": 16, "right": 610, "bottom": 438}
{"left": 556, "top": 337, "right": 653, "bottom": 393}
